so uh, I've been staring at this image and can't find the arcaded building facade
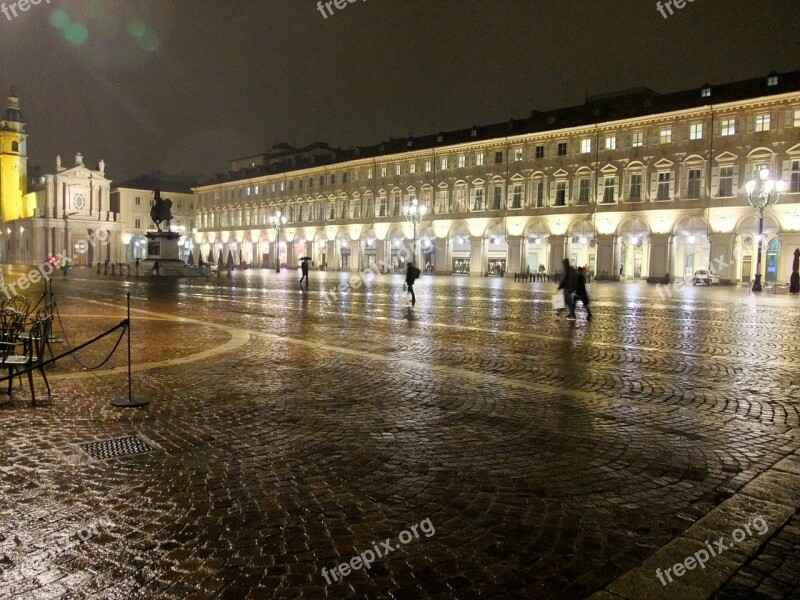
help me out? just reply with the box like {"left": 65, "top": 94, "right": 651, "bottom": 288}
{"left": 193, "top": 71, "right": 800, "bottom": 283}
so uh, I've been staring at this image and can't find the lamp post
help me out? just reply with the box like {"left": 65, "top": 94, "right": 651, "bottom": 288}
{"left": 746, "top": 167, "right": 785, "bottom": 292}
{"left": 402, "top": 197, "right": 427, "bottom": 265}
{"left": 269, "top": 211, "right": 287, "bottom": 273}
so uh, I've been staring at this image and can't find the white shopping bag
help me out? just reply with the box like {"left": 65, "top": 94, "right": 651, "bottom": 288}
{"left": 552, "top": 293, "right": 566, "bottom": 310}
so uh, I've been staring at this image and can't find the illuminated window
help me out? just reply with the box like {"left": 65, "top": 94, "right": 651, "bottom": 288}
{"left": 659, "top": 127, "right": 672, "bottom": 144}
{"left": 754, "top": 114, "right": 771, "bottom": 132}
{"left": 629, "top": 174, "right": 642, "bottom": 201}
{"left": 656, "top": 172, "right": 671, "bottom": 200}
{"left": 631, "top": 131, "right": 644, "bottom": 147}
{"left": 689, "top": 123, "right": 704, "bottom": 140}
{"left": 686, "top": 169, "right": 702, "bottom": 199}
{"left": 720, "top": 118, "right": 736, "bottom": 136}
{"left": 605, "top": 135, "right": 616, "bottom": 150}
{"left": 602, "top": 176, "right": 616, "bottom": 203}
{"left": 580, "top": 139, "right": 592, "bottom": 154}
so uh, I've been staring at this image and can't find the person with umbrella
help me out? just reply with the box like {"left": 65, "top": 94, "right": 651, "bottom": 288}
{"left": 299, "top": 256, "right": 311, "bottom": 288}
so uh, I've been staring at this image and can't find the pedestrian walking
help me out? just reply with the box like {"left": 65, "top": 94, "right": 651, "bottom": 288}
{"left": 405, "top": 261, "right": 421, "bottom": 307}
{"left": 299, "top": 259, "right": 309, "bottom": 288}
{"left": 556, "top": 258, "right": 577, "bottom": 320}
{"left": 574, "top": 267, "right": 593, "bottom": 320}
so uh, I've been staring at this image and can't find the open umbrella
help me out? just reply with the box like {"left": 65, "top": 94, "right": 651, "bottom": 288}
{"left": 791, "top": 248, "right": 799, "bottom": 294}
{"left": 187, "top": 250, "right": 194, "bottom": 266}
{"left": 299, "top": 256, "right": 312, "bottom": 261}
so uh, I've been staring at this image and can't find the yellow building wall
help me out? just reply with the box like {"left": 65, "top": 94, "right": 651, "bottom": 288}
{"left": 0, "top": 131, "right": 29, "bottom": 222}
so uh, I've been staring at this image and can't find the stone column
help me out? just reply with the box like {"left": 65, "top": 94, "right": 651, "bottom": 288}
{"left": 647, "top": 234, "right": 672, "bottom": 283}
{"left": 548, "top": 235, "right": 566, "bottom": 274}
{"left": 469, "top": 237, "right": 484, "bottom": 275}
{"left": 594, "top": 234, "right": 616, "bottom": 280}
{"left": 286, "top": 240, "right": 296, "bottom": 269}
{"left": 376, "top": 240, "right": 387, "bottom": 272}
{"left": 507, "top": 236, "right": 523, "bottom": 274}
{"left": 326, "top": 240, "right": 336, "bottom": 270}
{"left": 436, "top": 236, "right": 451, "bottom": 274}
{"left": 708, "top": 233, "right": 737, "bottom": 283}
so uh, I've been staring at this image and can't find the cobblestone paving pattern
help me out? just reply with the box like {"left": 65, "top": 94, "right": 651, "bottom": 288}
{"left": 0, "top": 268, "right": 799, "bottom": 599}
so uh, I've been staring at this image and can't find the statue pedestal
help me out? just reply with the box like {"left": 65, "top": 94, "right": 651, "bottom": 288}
{"left": 140, "top": 231, "right": 187, "bottom": 276}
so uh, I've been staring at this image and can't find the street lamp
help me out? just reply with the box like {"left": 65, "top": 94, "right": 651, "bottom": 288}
{"left": 402, "top": 197, "right": 427, "bottom": 265}
{"left": 269, "top": 210, "right": 287, "bottom": 273}
{"left": 746, "top": 167, "right": 785, "bottom": 292}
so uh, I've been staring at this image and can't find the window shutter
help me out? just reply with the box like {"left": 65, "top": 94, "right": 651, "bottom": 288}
{"left": 782, "top": 160, "right": 791, "bottom": 183}
{"left": 731, "top": 165, "right": 740, "bottom": 197}
{"left": 786, "top": 109, "right": 795, "bottom": 128}
{"left": 711, "top": 166, "right": 720, "bottom": 197}
{"left": 549, "top": 181, "right": 556, "bottom": 205}
{"left": 668, "top": 172, "right": 675, "bottom": 200}
{"left": 649, "top": 172, "right": 658, "bottom": 201}
{"left": 614, "top": 177, "right": 620, "bottom": 202}
{"left": 747, "top": 116, "right": 754, "bottom": 133}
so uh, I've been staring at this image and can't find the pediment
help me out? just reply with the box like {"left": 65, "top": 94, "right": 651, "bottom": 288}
{"left": 786, "top": 143, "right": 800, "bottom": 156}
{"left": 553, "top": 168, "right": 569, "bottom": 178}
{"left": 714, "top": 151, "right": 738, "bottom": 162}
{"left": 57, "top": 165, "right": 107, "bottom": 182}
{"left": 682, "top": 154, "right": 705, "bottom": 164}
{"left": 510, "top": 173, "right": 526, "bottom": 181}
{"left": 652, "top": 158, "right": 674, "bottom": 168}
{"left": 600, "top": 163, "right": 618, "bottom": 173}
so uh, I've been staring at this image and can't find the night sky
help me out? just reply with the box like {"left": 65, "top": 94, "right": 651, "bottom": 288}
{"left": 1, "top": 0, "right": 799, "bottom": 183}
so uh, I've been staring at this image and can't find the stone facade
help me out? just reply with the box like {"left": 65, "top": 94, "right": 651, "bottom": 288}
{"left": 194, "top": 72, "right": 800, "bottom": 284}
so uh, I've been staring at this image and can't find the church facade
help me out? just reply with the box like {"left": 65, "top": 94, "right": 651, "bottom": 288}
{"left": 0, "top": 93, "right": 124, "bottom": 266}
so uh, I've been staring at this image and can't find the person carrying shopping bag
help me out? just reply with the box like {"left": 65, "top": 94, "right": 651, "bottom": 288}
{"left": 556, "top": 258, "right": 578, "bottom": 320}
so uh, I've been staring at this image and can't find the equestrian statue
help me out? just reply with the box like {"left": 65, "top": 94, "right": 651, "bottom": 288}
{"left": 150, "top": 189, "right": 173, "bottom": 232}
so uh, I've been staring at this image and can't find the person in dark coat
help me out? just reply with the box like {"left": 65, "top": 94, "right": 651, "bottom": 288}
{"left": 405, "top": 262, "right": 420, "bottom": 307}
{"left": 557, "top": 258, "right": 578, "bottom": 320}
{"left": 300, "top": 259, "right": 309, "bottom": 287}
{"left": 574, "top": 267, "right": 593, "bottom": 320}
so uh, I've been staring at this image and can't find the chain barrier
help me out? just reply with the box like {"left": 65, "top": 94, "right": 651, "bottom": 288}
{"left": 53, "top": 303, "right": 128, "bottom": 372}
{"left": 0, "top": 319, "right": 128, "bottom": 384}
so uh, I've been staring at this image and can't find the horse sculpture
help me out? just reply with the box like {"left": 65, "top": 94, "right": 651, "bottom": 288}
{"left": 150, "top": 189, "right": 173, "bottom": 232}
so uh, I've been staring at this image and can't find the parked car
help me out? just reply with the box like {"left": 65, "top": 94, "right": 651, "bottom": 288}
{"left": 691, "top": 269, "right": 720, "bottom": 285}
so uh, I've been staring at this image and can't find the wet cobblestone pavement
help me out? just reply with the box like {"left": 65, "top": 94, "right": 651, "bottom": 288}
{"left": 1, "top": 267, "right": 799, "bottom": 599}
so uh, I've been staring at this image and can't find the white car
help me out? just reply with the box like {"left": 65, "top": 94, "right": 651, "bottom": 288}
{"left": 691, "top": 269, "right": 720, "bottom": 285}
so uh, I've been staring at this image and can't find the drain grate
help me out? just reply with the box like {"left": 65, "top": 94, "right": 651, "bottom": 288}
{"left": 79, "top": 436, "right": 154, "bottom": 460}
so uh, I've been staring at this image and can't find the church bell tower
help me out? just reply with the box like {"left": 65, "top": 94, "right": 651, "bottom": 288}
{"left": 0, "top": 89, "right": 29, "bottom": 223}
